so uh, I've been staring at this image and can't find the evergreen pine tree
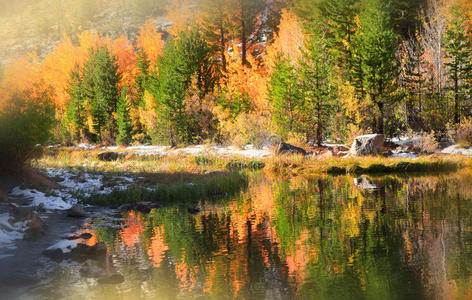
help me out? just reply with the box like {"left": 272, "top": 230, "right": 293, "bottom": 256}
{"left": 298, "top": 27, "right": 338, "bottom": 146}
{"left": 82, "top": 46, "right": 121, "bottom": 142}
{"left": 444, "top": 4, "right": 472, "bottom": 124}
{"left": 352, "top": 0, "right": 399, "bottom": 134}
{"left": 319, "top": 0, "right": 360, "bottom": 81}
{"left": 65, "top": 64, "right": 85, "bottom": 142}
{"left": 116, "top": 88, "right": 134, "bottom": 145}
{"left": 151, "top": 27, "right": 215, "bottom": 145}
{"left": 134, "top": 49, "right": 150, "bottom": 106}
{"left": 268, "top": 55, "right": 302, "bottom": 138}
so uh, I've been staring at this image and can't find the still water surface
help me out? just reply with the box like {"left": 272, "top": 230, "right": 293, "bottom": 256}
{"left": 36, "top": 171, "right": 472, "bottom": 299}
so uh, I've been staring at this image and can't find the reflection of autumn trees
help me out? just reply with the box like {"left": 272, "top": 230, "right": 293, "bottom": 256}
{"left": 87, "top": 172, "right": 472, "bottom": 299}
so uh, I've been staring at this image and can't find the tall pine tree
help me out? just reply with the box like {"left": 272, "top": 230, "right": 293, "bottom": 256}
{"left": 299, "top": 27, "right": 338, "bottom": 146}
{"left": 268, "top": 55, "right": 302, "bottom": 138}
{"left": 116, "top": 88, "right": 134, "bottom": 145}
{"left": 151, "top": 27, "right": 215, "bottom": 145}
{"left": 352, "top": 0, "right": 399, "bottom": 134}
{"left": 444, "top": 3, "right": 472, "bottom": 124}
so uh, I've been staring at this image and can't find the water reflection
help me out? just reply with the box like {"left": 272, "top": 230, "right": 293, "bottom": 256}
{"left": 38, "top": 171, "right": 472, "bottom": 299}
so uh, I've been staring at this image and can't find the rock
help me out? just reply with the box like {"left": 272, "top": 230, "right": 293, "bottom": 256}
{"left": 274, "top": 142, "right": 307, "bottom": 156}
{"left": 441, "top": 144, "right": 472, "bottom": 156}
{"left": 97, "top": 274, "right": 125, "bottom": 284}
{"left": 24, "top": 213, "right": 46, "bottom": 240}
{"left": 318, "top": 150, "right": 334, "bottom": 159}
{"left": 0, "top": 190, "right": 7, "bottom": 202}
{"left": 9, "top": 205, "right": 35, "bottom": 222}
{"left": 80, "top": 265, "right": 106, "bottom": 278}
{"left": 97, "top": 152, "right": 119, "bottom": 162}
{"left": 65, "top": 232, "right": 93, "bottom": 240}
{"left": 43, "top": 242, "right": 107, "bottom": 261}
{"left": 354, "top": 176, "right": 385, "bottom": 190}
{"left": 80, "top": 232, "right": 93, "bottom": 240}
{"left": 135, "top": 201, "right": 161, "bottom": 213}
{"left": 330, "top": 146, "right": 349, "bottom": 155}
{"left": 118, "top": 203, "right": 134, "bottom": 211}
{"left": 136, "top": 201, "right": 151, "bottom": 213}
{"left": 188, "top": 207, "right": 201, "bottom": 214}
{"left": 350, "top": 134, "right": 385, "bottom": 156}
{"left": 67, "top": 204, "right": 86, "bottom": 218}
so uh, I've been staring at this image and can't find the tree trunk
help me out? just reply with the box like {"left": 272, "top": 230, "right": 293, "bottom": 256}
{"left": 376, "top": 98, "right": 384, "bottom": 134}
{"left": 454, "top": 69, "right": 460, "bottom": 124}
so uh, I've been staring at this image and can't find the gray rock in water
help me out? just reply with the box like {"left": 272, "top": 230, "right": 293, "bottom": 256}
{"left": 67, "top": 204, "right": 86, "bottom": 218}
{"left": 97, "top": 152, "right": 119, "bottom": 161}
{"left": 354, "top": 176, "right": 385, "bottom": 190}
{"left": 274, "top": 142, "right": 307, "bottom": 156}
{"left": 43, "top": 241, "right": 107, "bottom": 261}
{"left": 350, "top": 134, "right": 385, "bottom": 156}
{"left": 24, "top": 213, "right": 46, "bottom": 240}
{"left": 80, "top": 265, "right": 106, "bottom": 278}
{"left": 9, "top": 205, "right": 35, "bottom": 222}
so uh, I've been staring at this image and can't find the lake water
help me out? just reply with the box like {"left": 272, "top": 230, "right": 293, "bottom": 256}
{"left": 33, "top": 171, "right": 472, "bottom": 299}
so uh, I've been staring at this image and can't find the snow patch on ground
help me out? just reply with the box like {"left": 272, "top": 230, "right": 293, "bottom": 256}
{"left": 9, "top": 168, "right": 136, "bottom": 212}
{"left": 390, "top": 151, "right": 418, "bottom": 159}
{"left": 0, "top": 213, "right": 28, "bottom": 252}
{"left": 46, "top": 240, "right": 81, "bottom": 254}
{"left": 121, "top": 144, "right": 272, "bottom": 159}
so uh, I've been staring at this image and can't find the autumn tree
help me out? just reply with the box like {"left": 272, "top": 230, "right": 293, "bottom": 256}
{"left": 232, "top": 0, "right": 266, "bottom": 66}
{"left": 352, "top": 0, "right": 400, "bottom": 134}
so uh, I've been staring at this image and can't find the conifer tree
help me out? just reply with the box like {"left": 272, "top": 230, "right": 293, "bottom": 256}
{"left": 268, "top": 56, "right": 302, "bottom": 138}
{"left": 65, "top": 64, "right": 86, "bottom": 142}
{"left": 298, "top": 28, "right": 338, "bottom": 146}
{"left": 352, "top": 0, "right": 399, "bottom": 134}
{"left": 444, "top": 4, "right": 472, "bottom": 124}
{"left": 319, "top": 0, "right": 360, "bottom": 80}
{"left": 151, "top": 27, "right": 215, "bottom": 145}
{"left": 116, "top": 88, "right": 134, "bottom": 145}
{"left": 134, "top": 49, "right": 150, "bottom": 106}
{"left": 200, "top": 0, "right": 232, "bottom": 72}
{"left": 82, "top": 46, "right": 121, "bottom": 142}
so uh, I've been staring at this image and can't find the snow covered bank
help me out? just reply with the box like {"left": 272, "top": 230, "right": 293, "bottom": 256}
{"left": 9, "top": 168, "right": 136, "bottom": 211}
{"left": 118, "top": 144, "right": 273, "bottom": 159}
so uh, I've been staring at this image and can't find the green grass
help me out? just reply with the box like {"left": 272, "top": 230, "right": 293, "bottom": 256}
{"left": 83, "top": 171, "right": 249, "bottom": 206}
{"left": 267, "top": 154, "right": 471, "bottom": 176}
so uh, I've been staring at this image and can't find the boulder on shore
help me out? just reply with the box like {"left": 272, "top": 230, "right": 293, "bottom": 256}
{"left": 67, "top": 204, "right": 86, "bottom": 218}
{"left": 350, "top": 134, "right": 384, "bottom": 156}
{"left": 97, "top": 152, "right": 119, "bottom": 162}
{"left": 274, "top": 142, "right": 307, "bottom": 156}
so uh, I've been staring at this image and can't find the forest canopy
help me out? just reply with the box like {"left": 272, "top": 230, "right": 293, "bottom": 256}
{"left": 1, "top": 0, "right": 472, "bottom": 149}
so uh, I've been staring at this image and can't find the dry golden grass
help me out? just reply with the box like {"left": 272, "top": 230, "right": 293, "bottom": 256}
{"left": 34, "top": 147, "right": 472, "bottom": 181}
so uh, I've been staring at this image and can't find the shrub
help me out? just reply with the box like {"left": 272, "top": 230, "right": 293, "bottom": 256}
{"left": 217, "top": 112, "right": 273, "bottom": 148}
{"left": 0, "top": 89, "right": 55, "bottom": 171}
{"left": 410, "top": 131, "right": 439, "bottom": 153}
{"left": 454, "top": 118, "right": 472, "bottom": 148}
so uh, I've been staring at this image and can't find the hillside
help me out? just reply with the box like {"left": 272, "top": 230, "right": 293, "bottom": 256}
{"left": 0, "top": 0, "right": 174, "bottom": 67}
